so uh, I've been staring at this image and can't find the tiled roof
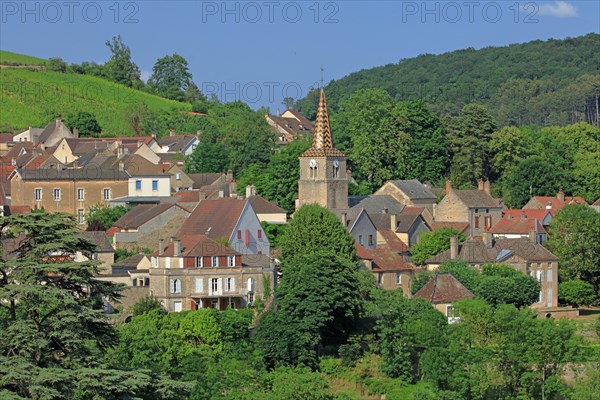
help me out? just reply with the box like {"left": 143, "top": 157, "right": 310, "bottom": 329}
{"left": 2, "top": 142, "right": 34, "bottom": 159}
{"left": 414, "top": 274, "right": 474, "bottom": 304}
{"left": 388, "top": 180, "right": 436, "bottom": 200}
{"left": 112, "top": 254, "right": 148, "bottom": 269}
{"left": 300, "top": 89, "right": 344, "bottom": 158}
{"left": 0, "top": 133, "right": 15, "bottom": 143}
{"left": 113, "top": 204, "right": 188, "bottom": 229}
{"left": 177, "top": 197, "right": 247, "bottom": 240}
{"left": 489, "top": 218, "right": 546, "bottom": 235}
{"left": 241, "top": 254, "right": 272, "bottom": 268}
{"left": 5, "top": 205, "right": 32, "bottom": 215}
{"left": 349, "top": 195, "right": 405, "bottom": 215}
{"left": 188, "top": 173, "right": 225, "bottom": 188}
{"left": 377, "top": 229, "right": 410, "bottom": 253}
{"left": 15, "top": 167, "right": 130, "bottom": 181}
{"left": 528, "top": 196, "right": 587, "bottom": 210}
{"left": 158, "top": 135, "right": 197, "bottom": 152}
{"left": 370, "top": 248, "right": 415, "bottom": 271}
{"left": 425, "top": 238, "right": 558, "bottom": 264}
{"left": 174, "top": 190, "right": 201, "bottom": 203}
{"left": 77, "top": 231, "right": 114, "bottom": 252}
{"left": 156, "top": 234, "right": 239, "bottom": 257}
{"left": 503, "top": 209, "right": 554, "bottom": 219}
{"left": 452, "top": 189, "right": 503, "bottom": 208}
{"left": 248, "top": 195, "right": 286, "bottom": 214}
{"left": 355, "top": 242, "right": 373, "bottom": 259}
{"left": 396, "top": 207, "right": 426, "bottom": 233}
{"left": 283, "top": 109, "right": 314, "bottom": 130}
{"left": 593, "top": 198, "right": 600, "bottom": 207}
{"left": 300, "top": 147, "right": 345, "bottom": 157}
{"left": 37, "top": 120, "right": 73, "bottom": 145}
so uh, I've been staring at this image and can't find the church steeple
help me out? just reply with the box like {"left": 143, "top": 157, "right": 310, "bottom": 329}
{"left": 312, "top": 89, "right": 333, "bottom": 150}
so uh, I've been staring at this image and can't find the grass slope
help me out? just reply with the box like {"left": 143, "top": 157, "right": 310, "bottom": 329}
{"left": 0, "top": 67, "right": 190, "bottom": 134}
{"left": 0, "top": 50, "right": 47, "bottom": 66}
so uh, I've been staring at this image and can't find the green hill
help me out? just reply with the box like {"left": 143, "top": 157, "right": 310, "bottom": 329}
{"left": 296, "top": 33, "right": 600, "bottom": 127}
{"left": 0, "top": 52, "right": 191, "bottom": 134}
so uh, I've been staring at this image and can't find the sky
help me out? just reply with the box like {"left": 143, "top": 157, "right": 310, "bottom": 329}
{"left": 1, "top": 0, "right": 599, "bottom": 112}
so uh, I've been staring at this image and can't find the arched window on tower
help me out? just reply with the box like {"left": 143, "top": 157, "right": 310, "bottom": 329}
{"left": 309, "top": 160, "right": 318, "bottom": 180}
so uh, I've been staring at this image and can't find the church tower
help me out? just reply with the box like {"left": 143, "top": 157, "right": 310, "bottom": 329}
{"left": 296, "top": 89, "right": 348, "bottom": 211}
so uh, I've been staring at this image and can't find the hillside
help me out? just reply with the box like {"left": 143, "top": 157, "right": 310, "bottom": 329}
{"left": 296, "top": 33, "right": 600, "bottom": 127}
{"left": 0, "top": 52, "right": 191, "bottom": 135}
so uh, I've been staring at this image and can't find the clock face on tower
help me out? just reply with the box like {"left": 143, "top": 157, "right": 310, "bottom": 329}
{"left": 309, "top": 159, "right": 317, "bottom": 168}
{"left": 333, "top": 160, "right": 340, "bottom": 168}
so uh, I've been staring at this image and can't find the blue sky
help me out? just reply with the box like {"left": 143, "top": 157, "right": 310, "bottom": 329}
{"left": 1, "top": 1, "right": 599, "bottom": 112}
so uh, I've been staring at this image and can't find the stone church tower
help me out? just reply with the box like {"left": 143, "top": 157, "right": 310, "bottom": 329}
{"left": 296, "top": 89, "right": 348, "bottom": 211}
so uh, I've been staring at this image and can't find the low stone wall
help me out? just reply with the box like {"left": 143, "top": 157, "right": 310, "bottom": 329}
{"left": 536, "top": 307, "right": 580, "bottom": 320}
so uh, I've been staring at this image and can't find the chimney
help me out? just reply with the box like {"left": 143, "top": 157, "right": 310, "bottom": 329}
{"left": 159, "top": 239, "right": 164, "bottom": 255}
{"left": 478, "top": 178, "right": 484, "bottom": 191}
{"left": 246, "top": 185, "right": 256, "bottom": 198}
{"left": 483, "top": 232, "right": 493, "bottom": 249}
{"left": 520, "top": 212, "right": 526, "bottom": 220}
{"left": 226, "top": 169, "right": 233, "bottom": 182}
{"left": 73, "top": 128, "right": 79, "bottom": 138}
{"left": 450, "top": 236, "right": 458, "bottom": 260}
{"left": 382, "top": 207, "right": 388, "bottom": 214}
{"left": 484, "top": 178, "right": 491, "bottom": 195}
{"left": 55, "top": 118, "right": 62, "bottom": 125}
{"left": 546, "top": 200, "right": 552, "bottom": 210}
{"left": 557, "top": 188, "right": 565, "bottom": 203}
{"left": 528, "top": 229, "right": 536, "bottom": 244}
{"left": 169, "top": 129, "right": 176, "bottom": 137}
{"left": 506, "top": 212, "right": 512, "bottom": 220}
{"left": 446, "top": 180, "right": 452, "bottom": 195}
{"left": 340, "top": 212, "right": 347, "bottom": 227}
{"left": 390, "top": 214, "right": 397, "bottom": 231}
{"left": 173, "top": 239, "right": 181, "bottom": 256}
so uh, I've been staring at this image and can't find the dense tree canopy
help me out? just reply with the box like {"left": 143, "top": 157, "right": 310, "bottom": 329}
{"left": 148, "top": 54, "right": 195, "bottom": 102}
{"left": 65, "top": 111, "right": 102, "bottom": 137}
{"left": 104, "top": 35, "right": 141, "bottom": 87}
{"left": 410, "top": 228, "right": 465, "bottom": 265}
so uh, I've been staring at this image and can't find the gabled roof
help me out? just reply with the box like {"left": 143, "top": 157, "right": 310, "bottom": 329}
{"left": 0, "top": 133, "right": 15, "bottom": 143}
{"left": 112, "top": 254, "right": 149, "bottom": 269}
{"left": 113, "top": 203, "right": 188, "bottom": 229}
{"left": 187, "top": 173, "right": 226, "bottom": 188}
{"left": 396, "top": 207, "right": 427, "bottom": 233}
{"left": 158, "top": 135, "right": 197, "bottom": 153}
{"left": 37, "top": 119, "right": 73, "bottom": 145}
{"left": 387, "top": 180, "right": 436, "bottom": 200}
{"left": 591, "top": 198, "right": 600, "bottom": 206}
{"left": 177, "top": 197, "right": 247, "bottom": 240}
{"left": 527, "top": 195, "right": 587, "bottom": 210}
{"left": 489, "top": 218, "right": 546, "bottom": 235}
{"left": 502, "top": 209, "right": 554, "bottom": 219}
{"left": 451, "top": 189, "right": 503, "bottom": 208}
{"left": 1, "top": 142, "right": 34, "bottom": 160}
{"left": 76, "top": 231, "right": 114, "bottom": 253}
{"left": 414, "top": 274, "right": 474, "bottom": 304}
{"left": 155, "top": 234, "right": 239, "bottom": 257}
{"left": 118, "top": 154, "right": 166, "bottom": 176}
{"left": 247, "top": 195, "right": 286, "bottom": 214}
{"left": 349, "top": 195, "right": 405, "bottom": 215}
{"left": 378, "top": 229, "right": 410, "bottom": 253}
{"left": 429, "top": 221, "right": 470, "bottom": 234}
{"left": 425, "top": 238, "right": 558, "bottom": 264}
{"left": 282, "top": 109, "right": 314, "bottom": 129}
{"left": 369, "top": 248, "right": 415, "bottom": 271}
{"left": 174, "top": 190, "right": 201, "bottom": 203}
{"left": 14, "top": 166, "right": 130, "bottom": 181}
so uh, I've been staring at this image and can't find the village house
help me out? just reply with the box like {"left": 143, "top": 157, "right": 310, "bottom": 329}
{"left": 413, "top": 274, "right": 474, "bottom": 321}
{"left": 265, "top": 108, "right": 314, "bottom": 144}
{"left": 522, "top": 189, "right": 587, "bottom": 212}
{"left": 433, "top": 179, "right": 504, "bottom": 238}
{"left": 157, "top": 131, "right": 199, "bottom": 156}
{"left": 177, "top": 197, "right": 270, "bottom": 256}
{"left": 501, "top": 209, "right": 554, "bottom": 227}
{"left": 74, "top": 231, "right": 115, "bottom": 274}
{"left": 395, "top": 207, "right": 432, "bottom": 247}
{"left": 149, "top": 235, "right": 276, "bottom": 312}
{"left": 375, "top": 180, "right": 437, "bottom": 213}
{"left": 245, "top": 185, "right": 287, "bottom": 224}
{"left": 425, "top": 234, "right": 559, "bottom": 308}
{"left": 13, "top": 118, "right": 75, "bottom": 146}
{"left": 489, "top": 216, "right": 547, "bottom": 244}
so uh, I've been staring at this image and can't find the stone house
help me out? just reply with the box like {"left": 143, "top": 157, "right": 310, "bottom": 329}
{"left": 489, "top": 217, "right": 547, "bottom": 244}
{"left": 74, "top": 231, "right": 115, "bottom": 274}
{"left": 177, "top": 197, "right": 270, "bottom": 256}
{"left": 13, "top": 119, "right": 75, "bottom": 146}
{"left": 374, "top": 180, "right": 437, "bottom": 213}
{"left": 425, "top": 235, "right": 559, "bottom": 308}
{"left": 245, "top": 186, "right": 287, "bottom": 224}
{"left": 149, "top": 235, "right": 275, "bottom": 312}
{"left": 265, "top": 109, "right": 314, "bottom": 144}
{"left": 413, "top": 274, "right": 474, "bottom": 321}
{"left": 523, "top": 190, "right": 587, "bottom": 212}
{"left": 502, "top": 209, "right": 554, "bottom": 227}
{"left": 9, "top": 167, "right": 129, "bottom": 224}
{"left": 434, "top": 180, "right": 504, "bottom": 238}
{"left": 395, "top": 207, "right": 431, "bottom": 248}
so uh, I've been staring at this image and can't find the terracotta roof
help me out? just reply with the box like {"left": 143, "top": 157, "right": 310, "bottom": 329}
{"left": 248, "top": 195, "right": 286, "bottom": 214}
{"left": 0, "top": 133, "right": 14, "bottom": 143}
{"left": 283, "top": 109, "right": 314, "bottom": 130}
{"left": 429, "top": 221, "right": 469, "bottom": 234}
{"left": 300, "top": 147, "right": 345, "bottom": 157}
{"left": 177, "top": 197, "right": 247, "bottom": 240}
{"left": 5, "top": 205, "right": 32, "bottom": 215}
{"left": 355, "top": 242, "right": 373, "bottom": 260}
{"left": 451, "top": 189, "right": 503, "bottom": 208}
{"left": 155, "top": 234, "right": 239, "bottom": 257}
{"left": 528, "top": 196, "right": 587, "bottom": 210}
{"left": 174, "top": 190, "right": 201, "bottom": 203}
{"left": 502, "top": 209, "right": 554, "bottom": 219}
{"left": 425, "top": 238, "right": 558, "bottom": 264}
{"left": 188, "top": 173, "right": 225, "bottom": 189}
{"left": 77, "top": 231, "right": 114, "bottom": 252}
{"left": 1, "top": 142, "right": 34, "bottom": 159}
{"left": 489, "top": 218, "right": 546, "bottom": 235}
{"left": 300, "top": 89, "right": 344, "bottom": 157}
{"left": 113, "top": 204, "right": 188, "bottom": 229}
{"left": 414, "top": 274, "right": 474, "bottom": 304}
{"left": 592, "top": 198, "right": 600, "bottom": 206}
{"left": 369, "top": 248, "right": 415, "bottom": 271}
{"left": 378, "top": 229, "right": 410, "bottom": 253}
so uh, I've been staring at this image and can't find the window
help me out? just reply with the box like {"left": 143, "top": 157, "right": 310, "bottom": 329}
{"left": 212, "top": 256, "right": 219, "bottom": 267}
{"left": 77, "top": 209, "right": 85, "bottom": 224}
{"left": 547, "top": 269, "right": 553, "bottom": 282}
{"left": 103, "top": 188, "right": 111, "bottom": 200}
{"left": 237, "top": 230, "right": 242, "bottom": 240}
{"left": 228, "top": 298, "right": 236, "bottom": 309}
{"left": 53, "top": 188, "right": 61, "bottom": 201}
{"left": 247, "top": 277, "right": 255, "bottom": 292}
{"left": 135, "top": 180, "right": 142, "bottom": 190}
{"left": 170, "top": 279, "right": 182, "bottom": 294}
{"left": 358, "top": 235, "right": 363, "bottom": 245}
{"left": 474, "top": 216, "right": 479, "bottom": 229}
{"left": 173, "top": 301, "right": 182, "bottom": 312}
{"left": 536, "top": 270, "right": 544, "bottom": 282}
{"left": 258, "top": 230, "right": 262, "bottom": 240}
{"left": 396, "top": 273, "right": 402, "bottom": 285}
{"left": 368, "top": 235, "right": 374, "bottom": 246}
{"left": 225, "top": 277, "right": 234, "bottom": 292}
{"left": 248, "top": 292, "right": 255, "bottom": 304}
{"left": 195, "top": 278, "right": 203, "bottom": 293}
{"left": 211, "top": 278, "right": 218, "bottom": 293}
{"left": 77, "top": 188, "right": 84, "bottom": 201}
{"left": 176, "top": 173, "right": 181, "bottom": 180}
{"left": 196, "top": 257, "right": 203, "bottom": 268}
{"left": 228, "top": 255, "right": 235, "bottom": 267}
{"left": 34, "top": 188, "right": 42, "bottom": 201}
{"left": 377, "top": 273, "right": 383, "bottom": 285}
{"left": 446, "top": 305, "right": 455, "bottom": 318}
{"left": 485, "top": 216, "right": 492, "bottom": 228}
{"left": 211, "top": 299, "right": 219, "bottom": 308}
{"left": 333, "top": 165, "right": 339, "bottom": 178}
{"left": 152, "top": 180, "right": 159, "bottom": 191}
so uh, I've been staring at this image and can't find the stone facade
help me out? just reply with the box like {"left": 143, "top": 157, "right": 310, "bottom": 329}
{"left": 297, "top": 156, "right": 348, "bottom": 210}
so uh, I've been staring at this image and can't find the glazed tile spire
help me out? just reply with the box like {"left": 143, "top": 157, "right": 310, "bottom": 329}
{"left": 312, "top": 89, "right": 333, "bottom": 149}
